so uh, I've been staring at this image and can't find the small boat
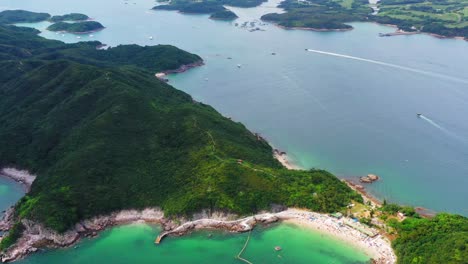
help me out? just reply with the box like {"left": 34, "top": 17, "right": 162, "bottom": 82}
{"left": 76, "top": 36, "right": 81, "bottom": 39}
{"left": 89, "top": 34, "right": 94, "bottom": 37}
{"left": 417, "top": 113, "right": 422, "bottom": 118}
{"left": 275, "top": 246, "right": 282, "bottom": 251}
{"left": 237, "top": 64, "right": 241, "bottom": 68}
{"left": 271, "top": 52, "right": 276, "bottom": 55}
{"left": 149, "top": 36, "right": 153, "bottom": 40}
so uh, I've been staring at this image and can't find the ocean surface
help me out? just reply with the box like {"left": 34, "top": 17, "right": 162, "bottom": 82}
{"left": 15, "top": 223, "right": 370, "bottom": 264}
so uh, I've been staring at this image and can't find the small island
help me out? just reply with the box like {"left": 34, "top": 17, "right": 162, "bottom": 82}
{"left": 210, "top": 10, "right": 238, "bottom": 20}
{"left": 0, "top": 10, "right": 50, "bottom": 24}
{"left": 47, "top": 21, "right": 105, "bottom": 34}
{"left": 49, "top": 13, "right": 89, "bottom": 22}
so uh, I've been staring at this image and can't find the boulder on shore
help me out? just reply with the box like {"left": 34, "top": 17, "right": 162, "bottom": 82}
{"left": 359, "top": 174, "right": 380, "bottom": 183}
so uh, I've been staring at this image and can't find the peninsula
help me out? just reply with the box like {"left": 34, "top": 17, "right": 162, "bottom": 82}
{"left": 210, "top": 10, "right": 239, "bottom": 20}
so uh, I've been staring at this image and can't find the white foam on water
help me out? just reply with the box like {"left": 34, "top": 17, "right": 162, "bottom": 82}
{"left": 306, "top": 49, "right": 468, "bottom": 85}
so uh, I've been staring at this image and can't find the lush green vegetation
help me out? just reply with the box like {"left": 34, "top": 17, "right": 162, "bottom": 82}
{"left": 49, "top": 13, "right": 89, "bottom": 22}
{"left": 154, "top": 1, "right": 226, "bottom": 13}
{"left": 259, "top": 0, "right": 468, "bottom": 37}
{"left": 153, "top": 0, "right": 266, "bottom": 15}
{"left": 0, "top": 10, "right": 50, "bottom": 24}
{"left": 388, "top": 214, "right": 468, "bottom": 263}
{"left": 261, "top": 0, "right": 371, "bottom": 30}
{"left": 210, "top": 10, "right": 238, "bottom": 20}
{"left": 0, "top": 23, "right": 360, "bottom": 242}
{"left": 375, "top": 0, "right": 468, "bottom": 38}
{"left": 47, "top": 21, "right": 104, "bottom": 33}
{"left": 0, "top": 223, "right": 24, "bottom": 251}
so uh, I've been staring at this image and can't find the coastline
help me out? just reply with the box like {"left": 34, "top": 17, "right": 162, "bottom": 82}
{"left": 273, "top": 149, "right": 300, "bottom": 170}
{"left": 0, "top": 208, "right": 396, "bottom": 263}
{"left": 278, "top": 209, "right": 395, "bottom": 263}
{"left": 0, "top": 123, "right": 395, "bottom": 263}
{"left": 155, "top": 60, "right": 204, "bottom": 82}
{"left": 275, "top": 23, "right": 353, "bottom": 32}
{"left": 0, "top": 168, "right": 36, "bottom": 192}
{"left": 370, "top": 21, "right": 467, "bottom": 41}
{"left": 47, "top": 27, "right": 105, "bottom": 35}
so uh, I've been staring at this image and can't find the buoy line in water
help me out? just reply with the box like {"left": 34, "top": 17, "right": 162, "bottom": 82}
{"left": 236, "top": 230, "right": 253, "bottom": 264}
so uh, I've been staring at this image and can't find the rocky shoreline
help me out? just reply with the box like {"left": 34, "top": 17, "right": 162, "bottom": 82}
{"left": 0, "top": 208, "right": 396, "bottom": 263}
{"left": 276, "top": 24, "right": 353, "bottom": 32}
{"left": 47, "top": 27, "right": 105, "bottom": 35}
{"left": 0, "top": 208, "right": 165, "bottom": 262}
{"left": 155, "top": 60, "right": 204, "bottom": 82}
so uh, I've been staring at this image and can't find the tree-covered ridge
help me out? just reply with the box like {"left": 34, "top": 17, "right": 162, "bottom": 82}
{"left": 375, "top": 0, "right": 468, "bottom": 38}
{"left": 47, "top": 21, "right": 104, "bottom": 33}
{"left": 389, "top": 214, "right": 468, "bottom": 263}
{"left": 50, "top": 13, "right": 89, "bottom": 22}
{"left": 0, "top": 23, "right": 360, "bottom": 239}
{"left": 0, "top": 10, "right": 50, "bottom": 24}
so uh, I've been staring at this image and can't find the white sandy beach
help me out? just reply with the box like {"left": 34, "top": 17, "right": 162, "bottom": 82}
{"left": 276, "top": 209, "right": 396, "bottom": 264}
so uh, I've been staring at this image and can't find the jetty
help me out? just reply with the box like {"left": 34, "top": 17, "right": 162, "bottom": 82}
{"left": 154, "top": 214, "right": 278, "bottom": 245}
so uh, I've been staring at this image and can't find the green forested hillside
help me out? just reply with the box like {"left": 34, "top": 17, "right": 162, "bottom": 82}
{"left": 0, "top": 10, "right": 50, "bottom": 24}
{"left": 50, "top": 13, "right": 89, "bottom": 22}
{"left": 389, "top": 214, "right": 468, "bottom": 263}
{"left": 0, "top": 23, "right": 360, "bottom": 241}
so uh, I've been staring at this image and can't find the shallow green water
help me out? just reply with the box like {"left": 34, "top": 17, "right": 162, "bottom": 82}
{"left": 0, "top": 177, "right": 24, "bottom": 216}
{"left": 16, "top": 223, "right": 370, "bottom": 264}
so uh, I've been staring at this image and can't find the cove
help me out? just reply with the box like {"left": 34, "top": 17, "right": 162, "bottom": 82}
{"left": 15, "top": 223, "right": 370, "bottom": 264}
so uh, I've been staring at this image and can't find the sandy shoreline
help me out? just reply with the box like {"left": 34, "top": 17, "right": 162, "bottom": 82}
{"left": 156, "top": 208, "right": 396, "bottom": 263}
{"left": 0, "top": 168, "right": 36, "bottom": 192}
{"left": 0, "top": 149, "right": 395, "bottom": 262}
{"left": 273, "top": 150, "right": 300, "bottom": 170}
{"left": 155, "top": 60, "right": 204, "bottom": 82}
{"left": 277, "top": 209, "right": 396, "bottom": 263}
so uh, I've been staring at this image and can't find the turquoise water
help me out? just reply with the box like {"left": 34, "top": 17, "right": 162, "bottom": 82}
{"left": 0, "top": 177, "right": 24, "bottom": 218}
{"left": 15, "top": 223, "right": 370, "bottom": 264}
{"left": 2, "top": 0, "right": 468, "bottom": 216}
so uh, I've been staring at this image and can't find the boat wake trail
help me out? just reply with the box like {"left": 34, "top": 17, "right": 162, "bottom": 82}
{"left": 306, "top": 49, "right": 468, "bottom": 84}
{"left": 419, "top": 115, "right": 468, "bottom": 144}
{"left": 420, "top": 115, "right": 444, "bottom": 130}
